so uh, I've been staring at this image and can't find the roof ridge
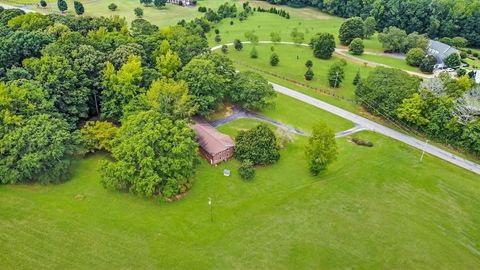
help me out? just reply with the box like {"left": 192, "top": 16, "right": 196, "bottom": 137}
{"left": 195, "top": 123, "right": 233, "bottom": 148}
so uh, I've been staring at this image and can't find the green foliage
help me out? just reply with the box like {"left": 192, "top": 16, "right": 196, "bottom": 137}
{"left": 445, "top": 53, "right": 461, "bottom": 68}
{"left": 214, "top": 34, "right": 221, "bottom": 43}
{"left": 305, "top": 60, "right": 313, "bottom": 68}
{"left": 234, "top": 39, "right": 243, "bottom": 51}
{"left": 305, "top": 122, "right": 337, "bottom": 175}
{"left": 379, "top": 27, "right": 428, "bottom": 53}
{"left": 101, "top": 55, "right": 144, "bottom": 121}
{"left": 40, "top": 0, "right": 47, "bottom": 7}
{"left": 270, "top": 53, "right": 279, "bottom": 66}
{"left": 310, "top": 32, "right": 335, "bottom": 59}
{"left": 134, "top": 7, "right": 143, "bottom": 18}
{"left": 131, "top": 18, "right": 158, "bottom": 36}
{"left": 230, "top": 71, "right": 276, "bottom": 110}
{"left": 327, "top": 61, "right": 345, "bottom": 88}
{"left": 451, "top": 37, "right": 468, "bottom": 48}
{"left": 7, "top": 13, "right": 52, "bottom": 31}
{"left": 108, "top": 3, "right": 117, "bottom": 11}
{"left": 24, "top": 55, "right": 89, "bottom": 126}
{"left": 74, "top": 1, "right": 85, "bottom": 16}
{"left": 348, "top": 38, "right": 364, "bottom": 55}
{"left": 244, "top": 31, "right": 259, "bottom": 45}
{"left": 396, "top": 93, "right": 429, "bottom": 126}
{"left": 420, "top": 55, "right": 436, "bottom": 73}
{"left": 166, "top": 26, "right": 209, "bottom": 65}
{"left": 101, "top": 110, "right": 197, "bottom": 198}
{"left": 363, "top": 16, "right": 376, "bottom": 38}
{"left": 80, "top": 121, "right": 118, "bottom": 153}
{"left": 338, "top": 17, "right": 364, "bottom": 45}
{"left": 221, "top": 44, "right": 228, "bottom": 54}
{"left": 406, "top": 48, "right": 426, "bottom": 67}
{"left": 250, "top": 46, "right": 258, "bottom": 58}
{"left": 355, "top": 67, "right": 420, "bottom": 119}
{"left": 156, "top": 49, "right": 181, "bottom": 78}
{"left": 235, "top": 124, "right": 280, "bottom": 165}
{"left": 238, "top": 159, "right": 255, "bottom": 180}
{"left": 177, "top": 59, "right": 225, "bottom": 115}
{"left": 352, "top": 71, "right": 361, "bottom": 85}
{"left": 0, "top": 114, "right": 81, "bottom": 184}
{"left": 140, "top": 0, "right": 152, "bottom": 6}
{"left": 304, "top": 68, "right": 314, "bottom": 81}
{"left": 290, "top": 28, "right": 305, "bottom": 45}
{"left": 154, "top": 0, "right": 166, "bottom": 8}
{"left": 270, "top": 31, "right": 281, "bottom": 43}
{"left": 57, "top": 0, "right": 68, "bottom": 12}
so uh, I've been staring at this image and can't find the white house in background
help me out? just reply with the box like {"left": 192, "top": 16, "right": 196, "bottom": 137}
{"left": 475, "top": 70, "right": 480, "bottom": 84}
{"left": 427, "top": 40, "right": 459, "bottom": 69}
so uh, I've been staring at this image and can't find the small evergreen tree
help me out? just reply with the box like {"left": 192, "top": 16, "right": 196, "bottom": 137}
{"left": 57, "top": 0, "right": 68, "bottom": 13}
{"left": 304, "top": 68, "right": 314, "bottom": 81}
{"left": 214, "top": 29, "right": 220, "bottom": 34}
{"left": 270, "top": 53, "right": 279, "bottom": 66}
{"left": 108, "top": 3, "right": 117, "bottom": 11}
{"left": 234, "top": 39, "right": 243, "bottom": 51}
{"left": 221, "top": 44, "right": 228, "bottom": 54}
{"left": 74, "top": 1, "right": 84, "bottom": 15}
{"left": 305, "top": 60, "right": 313, "bottom": 68}
{"left": 40, "top": 0, "right": 47, "bottom": 7}
{"left": 214, "top": 34, "right": 222, "bottom": 43}
{"left": 154, "top": 0, "right": 166, "bottom": 8}
{"left": 134, "top": 7, "right": 143, "bottom": 18}
{"left": 239, "top": 159, "right": 255, "bottom": 180}
{"left": 353, "top": 71, "right": 361, "bottom": 85}
{"left": 250, "top": 46, "right": 258, "bottom": 58}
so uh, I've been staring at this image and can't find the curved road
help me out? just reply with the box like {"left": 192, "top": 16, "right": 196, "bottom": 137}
{"left": 213, "top": 42, "right": 480, "bottom": 174}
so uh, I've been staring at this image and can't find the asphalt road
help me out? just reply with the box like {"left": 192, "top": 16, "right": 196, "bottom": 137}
{"left": 271, "top": 82, "right": 480, "bottom": 175}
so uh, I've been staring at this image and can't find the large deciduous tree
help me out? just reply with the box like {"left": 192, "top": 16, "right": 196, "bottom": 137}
{"left": 101, "top": 55, "right": 144, "bottom": 121}
{"left": 177, "top": 59, "right": 225, "bottom": 115}
{"left": 310, "top": 33, "right": 335, "bottom": 59}
{"left": 101, "top": 110, "right": 198, "bottom": 198}
{"left": 338, "top": 17, "right": 364, "bottom": 45}
{"left": 305, "top": 122, "right": 337, "bottom": 175}
{"left": 229, "top": 71, "right": 276, "bottom": 110}
{"left": 235, "top": 124, "right": 280, "bottom": 165}
{"left": 406, "top": 48, "right": 426, "bottom": 67}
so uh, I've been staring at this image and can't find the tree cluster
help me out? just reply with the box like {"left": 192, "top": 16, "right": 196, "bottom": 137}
{"left": 235, "top": 124, "right": 280, "bottom": 165}
{"left": 255, "top": 6, "right": 290, "bottom": 19}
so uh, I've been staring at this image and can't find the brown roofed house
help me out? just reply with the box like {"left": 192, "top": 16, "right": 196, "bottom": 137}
{"left": 192, "top": 120, "right": 234, "bottom": 165}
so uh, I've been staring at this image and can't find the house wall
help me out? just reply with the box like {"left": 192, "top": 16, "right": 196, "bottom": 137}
{"left": 212, "top": 147, "right": 234, "bottom": 164}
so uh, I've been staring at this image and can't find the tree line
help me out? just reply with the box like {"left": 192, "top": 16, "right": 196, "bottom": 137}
{"left": 260, "top": 0, "right": 480, "bottom": 48}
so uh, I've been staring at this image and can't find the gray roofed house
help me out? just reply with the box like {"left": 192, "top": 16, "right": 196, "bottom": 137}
{"left": 427, "top": 40, "right": 459, "bottom": 69}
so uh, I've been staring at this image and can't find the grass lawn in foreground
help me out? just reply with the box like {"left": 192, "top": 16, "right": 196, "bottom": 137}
{"left": 356, "top": 53, "right": 420, "bottom": 72}
{"left": 1, "top": 118, "right": 479, "bottom": 269}
{"left": 221, "top": 43, "right": 373, "bottom": 100}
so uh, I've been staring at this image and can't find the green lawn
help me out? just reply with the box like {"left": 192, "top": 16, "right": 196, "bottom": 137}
{"left": 222, "top": 43, "right": 373, "bottom": 100}
{"left": 1, "top": 118, "right": 479, "bottom": 269}
{"left": 356, "top": 53, "right": 420, "bottom": 72}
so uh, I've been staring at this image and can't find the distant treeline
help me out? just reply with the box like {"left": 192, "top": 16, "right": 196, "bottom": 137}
{"left": 260, "top": 0, "right": 480, "bottom": 47}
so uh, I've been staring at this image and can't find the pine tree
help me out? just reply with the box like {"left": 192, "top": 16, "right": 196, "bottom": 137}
{"left": 353, "top": 71, "right": 361, "bottom": 85}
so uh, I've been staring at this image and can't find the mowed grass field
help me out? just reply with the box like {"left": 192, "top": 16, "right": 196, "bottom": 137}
{"left": 1, "top": 118, "right": 480, "bottom": 269}
{"left": 220, "top": 43, "right": 373, "bottom": 100}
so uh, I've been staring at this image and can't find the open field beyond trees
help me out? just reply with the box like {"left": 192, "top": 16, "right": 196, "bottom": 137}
{"left": 1, "top": 118, "right": 479, "bottom": 269}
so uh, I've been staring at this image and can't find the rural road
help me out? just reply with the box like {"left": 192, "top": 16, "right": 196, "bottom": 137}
{"left": 0, "top": 3, "right": 34, "bottom": 12}
{"left": 271, "top": 82, "right": 480, "bottom": 175}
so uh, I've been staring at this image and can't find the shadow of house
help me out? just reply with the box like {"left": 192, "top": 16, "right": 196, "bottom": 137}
{"left": 192, "top": 119, "right": 234, "bottom": 165}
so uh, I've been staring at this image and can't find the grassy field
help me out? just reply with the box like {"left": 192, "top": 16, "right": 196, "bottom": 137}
{"left": 356, "top": 53, "right": 420, "bottom": 72}
{"left": 207, "top": 0, "right": 384, "bottom": 52}
{"left": 220, "top": 43, "right": 373, "bottom": 100}
{"left": 1, "top": 118, "right": 479, "bottom": 269}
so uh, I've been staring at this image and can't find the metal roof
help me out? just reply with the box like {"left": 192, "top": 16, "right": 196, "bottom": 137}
{"left": 192, "top": 120, "right": 234, "bottom": 155}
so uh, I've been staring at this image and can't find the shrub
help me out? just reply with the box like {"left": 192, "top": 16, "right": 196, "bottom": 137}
{"left": 270, "top": 53, "right": 279, "bottom": 66}
{"left": 198, "top": 6, "right": 207, "bottom": 12}
{"left": 305, "top": 60, "right": 313, "bottom": 68}
{"left": 473, "top": 52, "right": 479, "bottom": 58}
{"left": 108, "top": 3, "right": 117, "bottom": 11}
{"left": 304, "top": 68, "right": 314, "bottom": 80}
{"left": 250, "top": 46, "right": 258, "bottom": 58}
{"left": 460, "top": 51, "right": 467, "bottom": 59}
{"left": 238, "top": 159, "right": 255, "bottom": 180}
{"left": 221, "top": 44, "right": 228, "bottom": 54}
{"left": 420, "top": 55, "right": 436, "bottom": 73}
{"left": 234, "top": 39, "right": 243, "bottom": 51}
{"left": 40, "top": 0, "right": 47, "bottom": 7}
{"left": 406, "top": 48, "right": 426, "bottom": 67}
{"left": 80, "top": 121, "right": 118, "bottom": 153}
{"left": 230, "top": 20, "right": 234, "bottom": 25}
{"left": 351, "top": 137, "right": 373, "bottom": 147}
{"left": 134, "top": 7, "right": 143, "bottom": 18}
{"left": 445, "top": 53, "right": 461, "bottom": 68}
{"left": 235, "top": 124, "right": 280, "bottom": 165}
{"left": 214, "top": 34, "right": 221, "bottom": 43}
{"left": 349, "top": 38, "right": 364, "bottom": 55}
{"left": 310, "top": 32, "right": 335, "bottom": 59}
{"left": 456, "top": 68, "right": 467, "bottom": 77}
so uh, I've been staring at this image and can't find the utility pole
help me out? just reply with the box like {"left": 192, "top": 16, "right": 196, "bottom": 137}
{"left": 208, "top": 197, "right": 213, "bottom": 222}
{"left": 420, "top": 139, "right": 429, "bottom": 162}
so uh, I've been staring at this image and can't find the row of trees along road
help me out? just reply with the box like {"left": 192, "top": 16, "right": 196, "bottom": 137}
{"left": 0, "top": 8, "right": 279, "bottom": 200}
